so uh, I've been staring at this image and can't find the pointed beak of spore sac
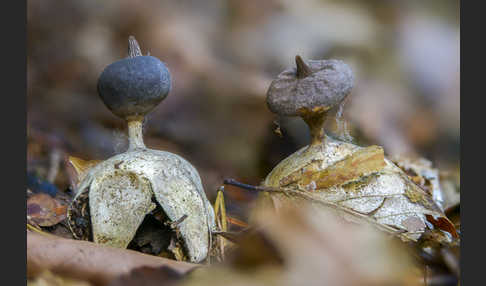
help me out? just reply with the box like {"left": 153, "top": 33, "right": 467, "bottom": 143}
{"left": 295, "top": 55, "right": 312, "bottom": 78}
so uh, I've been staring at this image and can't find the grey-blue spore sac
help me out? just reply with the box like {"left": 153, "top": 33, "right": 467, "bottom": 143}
{"left": 98, "top": 56, "right": 171, "bottom": 119}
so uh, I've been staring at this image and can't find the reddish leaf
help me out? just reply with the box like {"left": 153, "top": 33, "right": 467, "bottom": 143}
{"left": 425, "top": 215, "right": 458, "bottom": 238}
{"left": 27, "top": 193, "right": 67, "bottom": 227}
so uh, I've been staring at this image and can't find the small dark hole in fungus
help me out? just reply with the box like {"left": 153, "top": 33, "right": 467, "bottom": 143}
{"left": 70, "top": 194, "right": 191, "bottom": 259}
{"left": 68, "top": 189, "right": 93, "bottom": 241}
{"left": 127, "top": 198, "right": 190, "bottom": 259}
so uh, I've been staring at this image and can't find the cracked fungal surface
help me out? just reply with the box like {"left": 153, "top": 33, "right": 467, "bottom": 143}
{"left": 258, "top": 55, "right": 456, "bottom": 242}
{"left": 67, "top": 36, "right": 216, "bottom": 263}
{"left": 261, "top": 131, "right": 455, "bottom": 242}
{"left": 72, "top": 148, "right": 215, "bottom": 263}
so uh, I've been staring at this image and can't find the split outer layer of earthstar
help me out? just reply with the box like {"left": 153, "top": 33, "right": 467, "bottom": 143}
{"left": 67, "top": 36, "right": 215, "bottom": 263}
{"left": 258, "top": 55, "right": 457, "bottom": 242}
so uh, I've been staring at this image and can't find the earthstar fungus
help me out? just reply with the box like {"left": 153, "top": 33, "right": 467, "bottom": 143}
{"left": 258, "top": 55, "right": 457, "bottom": 242}
{"left": 67, "top": 36, "right": 215, "bottom": 263}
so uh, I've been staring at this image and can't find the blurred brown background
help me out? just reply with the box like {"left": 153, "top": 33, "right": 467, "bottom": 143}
{"left": 27, "top": 0, "right": 459, "bottom": 216}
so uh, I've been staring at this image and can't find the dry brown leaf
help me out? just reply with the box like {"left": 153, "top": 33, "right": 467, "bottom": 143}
{"left": 181, "top": 204, "right": 417, "bottom": 286}
{"left": 27, "top": 232, "right": 198, "bottom": 286}
{"left": 439, "top": 170, "right": 460, "bottom": 211}
{"left": 27, "top": 193, "right": 67, "bottom": 227}
{"left": 259, "top": 136, "right": 457, "bottom": 242}
{"left": 107, "top": 266, "right": 183, "bottom": 286}
{"left": 390, "top": 154, "right": 444, "bottom": 210}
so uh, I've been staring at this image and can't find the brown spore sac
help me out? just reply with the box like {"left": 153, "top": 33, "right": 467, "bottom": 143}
{"left": 266, "top": 56, "right": 354, "bottom": 117}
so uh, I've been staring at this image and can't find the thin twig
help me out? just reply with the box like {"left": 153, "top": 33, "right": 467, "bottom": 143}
{"left": 167, "top": 214, "right": 188, "bottom": 229}
{"left": 223, "top": 178, "right": 411, "bottom": 239}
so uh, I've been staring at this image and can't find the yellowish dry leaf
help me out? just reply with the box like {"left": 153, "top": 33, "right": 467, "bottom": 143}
{"left": 280, "top": 145, "right": 386, "bottom": 189}
{"left": 68, "top": 156, "right": 102, "bottom": 183}
{"left": 259, "top": 136, "right": 457, "bottom": 242}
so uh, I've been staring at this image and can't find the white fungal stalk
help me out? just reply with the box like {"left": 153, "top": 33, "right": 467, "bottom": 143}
{"left": 127, "top": 117, "right": 146, "bottom": 150}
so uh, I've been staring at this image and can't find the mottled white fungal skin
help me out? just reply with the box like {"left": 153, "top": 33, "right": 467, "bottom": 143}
{"left": 262, "top": 136, "right": 442, "bottom": 241}
{"left": 264, "top": 136, "right": 360, "bottom": 187}
{"left": 90, "top": 169, "right": 155, "bottom": 248}
{"left": 73, "top": 148, "right": 215, "bottom": 263}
